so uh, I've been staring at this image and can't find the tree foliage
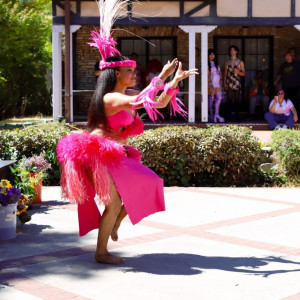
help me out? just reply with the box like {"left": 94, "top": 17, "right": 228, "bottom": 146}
{"left": 0, "top": 0, "right": 52, "bottom": 119}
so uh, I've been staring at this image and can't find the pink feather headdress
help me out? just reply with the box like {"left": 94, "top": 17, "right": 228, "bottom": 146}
{"left": 88, "top": 0, "right": 136, "bottom": 70}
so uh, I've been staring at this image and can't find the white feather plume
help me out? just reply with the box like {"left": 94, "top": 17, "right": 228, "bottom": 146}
{"left": 97, "top": 0, "right": 130, "bottom": 34}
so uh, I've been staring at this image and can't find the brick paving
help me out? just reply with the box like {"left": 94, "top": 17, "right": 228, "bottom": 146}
{"left": 0, "top": 186, "right": 300, "bottom": 300}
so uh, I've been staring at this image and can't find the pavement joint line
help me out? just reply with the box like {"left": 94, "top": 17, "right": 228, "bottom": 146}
{"left": 178, "top": 188, "right": 300, "bottom": 207}
{"left": 0, "top": 271, "right": 90, "bottom": 300}
{"left": 281, "top": 292, "right": 300, "bottom": 300}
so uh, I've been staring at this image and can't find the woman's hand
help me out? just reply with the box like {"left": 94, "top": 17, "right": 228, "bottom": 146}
{"left": 294, "top": 114, "right": 298, "bottom": 122}
{"left": 170, "top": 62, "right": 198, "bottom": 87}
{"left": 159, "top": 58, "right": 179, "bottom": 80}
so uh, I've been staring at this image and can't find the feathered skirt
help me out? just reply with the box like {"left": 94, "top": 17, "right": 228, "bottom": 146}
{"left": 56, "top": 132, "right": 165, "bottom": 236}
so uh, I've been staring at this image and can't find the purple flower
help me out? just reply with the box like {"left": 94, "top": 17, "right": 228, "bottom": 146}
{"left": 0, "top": 187, "right": 21, "bottom": 206}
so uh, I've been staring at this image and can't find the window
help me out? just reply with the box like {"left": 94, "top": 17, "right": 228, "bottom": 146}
{"left": 118, "top": 37, "right": 177, "bottom": 72}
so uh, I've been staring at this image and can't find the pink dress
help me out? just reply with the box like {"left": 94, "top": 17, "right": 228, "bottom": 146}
{"left": 57, "top": 110, "right": 165, "bottom": 236}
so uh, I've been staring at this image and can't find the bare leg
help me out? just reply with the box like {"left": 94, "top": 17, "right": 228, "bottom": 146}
{"left": 94, "top": 177, "right": 124, "bottom": 264}
{"left": 111, "top": 205, "right": 128, "bottom": 241}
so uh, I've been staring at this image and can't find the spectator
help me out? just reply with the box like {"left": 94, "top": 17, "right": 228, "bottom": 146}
{"left": 94, "top": 60, "right": 101, "bottom": 80}
{"left": 249, "top": 70, "right": 269, "bottom": 118}
{"left": 130, "top": 53, "right": 144, "bottom": 91}
{"left": 208, "top": 48, "right": 224, "bottom": 122}
{"left": 145, "top": 59, "right": 162, "bottom": 85}
{"left": 265, "top": 88, "right": 298, "bottom": 130}
{"left": 224, "top": 45, "right": 245, "bottom": 122}
{"left": 274, "top": 50, "right": 300, "bottom": 114}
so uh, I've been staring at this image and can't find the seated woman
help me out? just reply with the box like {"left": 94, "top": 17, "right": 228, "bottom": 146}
{"left": 264, "top": 88, "right": 298, "bottom": 130}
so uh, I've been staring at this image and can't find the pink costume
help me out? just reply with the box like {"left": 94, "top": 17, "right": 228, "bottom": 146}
{"left": 57, "top": 110, "right": 165, "bottom": 236}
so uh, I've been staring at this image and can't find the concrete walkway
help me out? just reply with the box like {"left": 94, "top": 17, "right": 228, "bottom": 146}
{"left": 1, "top": 186, "right": 300, "bottom": 300}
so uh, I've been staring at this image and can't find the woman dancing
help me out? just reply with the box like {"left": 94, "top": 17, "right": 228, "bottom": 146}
{"left": 57, "top": 1, "right": 198, "bottom": 265}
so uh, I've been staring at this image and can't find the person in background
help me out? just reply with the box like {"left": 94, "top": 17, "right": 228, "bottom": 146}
{"left": 224, "top": 45, "right": 245, "bottom": 122}
{"left": 274, "top": 50, "right": 300, "bottom": 115}
{"left": 264, "top": 88, "right": 298, "bottom": 130}
{"left": 249, "top": 70, "right": 269, "bottom": 119}
{"left": 94, "top": 60, "right": 101, "bottom": 81}
{"left": 145, "top": 59, "right": 162, "bottom": 85}
{"left": 208, "top": 48, "right": 224, "bottom": 122}
{"left": 130, "top": 53, "right": 144, "bottom": 91}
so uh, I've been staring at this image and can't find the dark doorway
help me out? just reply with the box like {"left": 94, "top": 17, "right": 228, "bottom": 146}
{"left": 214, "top": 36, "right": 274, "bottom": 120}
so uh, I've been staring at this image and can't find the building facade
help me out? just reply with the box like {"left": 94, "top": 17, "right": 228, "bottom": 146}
{"left": 52, "top": 0, "right": 300, "bottom": 122}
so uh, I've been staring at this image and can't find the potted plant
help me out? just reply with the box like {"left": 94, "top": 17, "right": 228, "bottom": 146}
{"left": 0, "top": 179, "right": 21, "bottom": 240}
{"left": 11, "top": 152, "right": 51, "bottom": 204}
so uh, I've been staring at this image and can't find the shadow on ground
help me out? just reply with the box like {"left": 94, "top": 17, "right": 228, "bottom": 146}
{"left": 121, "top": 253, "right": 300, "bottom": 277}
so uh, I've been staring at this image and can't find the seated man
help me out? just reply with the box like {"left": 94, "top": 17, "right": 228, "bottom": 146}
{"left": 249, "top": 70, "right": 269, "bottom": 118}
{"left": 265, "top": 88, "right": 298, "bottom": 130}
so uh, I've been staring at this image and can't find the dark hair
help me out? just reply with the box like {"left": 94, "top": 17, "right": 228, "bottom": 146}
{"left": 277, "top": 88, "right": 284, "bottom": 94}
{"left": 86, "top": 56, "right": 129, "bottom": 132}
{"left": 208, "top": 48, "right": 219, "bottom": 70}
{"left": 228, "top": 45, "right": 239, "bottom": 57}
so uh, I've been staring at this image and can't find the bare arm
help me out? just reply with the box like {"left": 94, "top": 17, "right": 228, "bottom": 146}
{"left": 104, "top": 59, "right": 198, "bottom": 112}
{"left": 274, "top": 74, "right": 281, "bottom": 87}
{"left": 269, "top": 97, "right": 277, "bottom": 113}
{"left": 236, "top": 61, "right": 245, "bottom": 77}
{"left": 155, "top": 62, "right": 198, "bottom": 108}
{"left": 291, "top": 106, "right": 298, "bottom": 122}
{"left": 224, "top": 62, "right": 228, "bottom": 88}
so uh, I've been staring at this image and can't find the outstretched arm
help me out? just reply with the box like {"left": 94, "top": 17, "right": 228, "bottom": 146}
{"left": 155, "top": 61, "right": 198, "bottom": 108}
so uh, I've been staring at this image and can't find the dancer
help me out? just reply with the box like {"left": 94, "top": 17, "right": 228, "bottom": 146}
{"left": 224, "top": 45, "right": 245, "bottom": 121}
{"left": 208, "top": 48, "right": 224, "bottom": 123}
{"left": 57, "top": 0, "right": 198, "bottom": 265}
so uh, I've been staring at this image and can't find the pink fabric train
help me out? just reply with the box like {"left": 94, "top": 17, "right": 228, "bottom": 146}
{"left": 57, "top": 126, "right": 165, "bottom": 236}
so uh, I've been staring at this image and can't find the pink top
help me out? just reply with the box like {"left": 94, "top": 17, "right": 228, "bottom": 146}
{"left": 107, "top": 110, "right": 144, "bottom": 140}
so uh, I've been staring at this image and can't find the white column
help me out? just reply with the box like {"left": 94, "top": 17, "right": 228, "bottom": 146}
{"left": 295, "top": 25, "right": 300, "bottom": 31}
{"left": 179, "top": 25, "right": 217, "bottom": 123}
{"left": 200, "top": 26, "right": 217, "bottom": 122}
{"left": 69, "top": 25, "right": 81, "bottom": 122}
{"left": 52, "top": 25, "right": 81, "bottom": 122}
{"left": 179, "top": 26, "right": 198, "bottom": 122}
{"left": 52, "top": 25, "right": 64, "bottom": 121}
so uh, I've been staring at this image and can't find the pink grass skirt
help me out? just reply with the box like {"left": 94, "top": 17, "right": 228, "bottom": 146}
{"left": 74, "top": 147, "right": 165, "bottom": 236}
{"left": 78, "top": 156, "right": 165, "bottom": 236}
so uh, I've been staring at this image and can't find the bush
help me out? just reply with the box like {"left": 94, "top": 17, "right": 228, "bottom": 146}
{"left": 129, "top": 125, "right": 265, "bottom": 186}
{"left": 0, "top": 122, "right": 70, "bottom": 185}
{"left": 271, "top": 129, "right": 300, "bottom": 182}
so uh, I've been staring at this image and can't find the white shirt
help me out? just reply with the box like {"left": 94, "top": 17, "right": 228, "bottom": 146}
{"left": 269, "top": 98, "right": 294, "bottom": 116}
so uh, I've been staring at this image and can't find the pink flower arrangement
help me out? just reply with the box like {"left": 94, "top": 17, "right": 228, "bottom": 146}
{"left": 23, "top": 152, "right": 51, "bottom": 174}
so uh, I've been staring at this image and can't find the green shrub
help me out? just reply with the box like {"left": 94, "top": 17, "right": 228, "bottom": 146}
{"left": 271, "top": 129, "right": 300, "bottom": 182}
{"left": 0, "top": 122, "right": 70, "bottom": 185}
{"left": 129, "top": 125, "right": 265, "bottom": 186}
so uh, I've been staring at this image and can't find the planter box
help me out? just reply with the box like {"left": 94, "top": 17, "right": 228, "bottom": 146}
{"left": 0, "top": 204, "right": 17, "bottom": 240}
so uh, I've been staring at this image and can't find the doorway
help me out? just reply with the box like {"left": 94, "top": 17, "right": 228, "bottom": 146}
{"left": 214, "top": 36, "right": 274, "bottom": 119}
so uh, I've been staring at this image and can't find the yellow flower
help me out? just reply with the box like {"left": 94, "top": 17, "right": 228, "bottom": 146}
{"left": 0, "top": 179, "right": 12, "bottom": 190}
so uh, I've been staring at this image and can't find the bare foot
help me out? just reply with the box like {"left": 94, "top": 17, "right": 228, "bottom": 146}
{"left": 95, "top": 252, "right": 124, "bottom": 264}
{"left": 110, "top": 224, "right": 120, "bottom": 241}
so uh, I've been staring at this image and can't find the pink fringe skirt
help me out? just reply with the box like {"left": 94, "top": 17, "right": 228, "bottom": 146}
{"left": 57, "top": 133, "right": 165, "bottom": 236}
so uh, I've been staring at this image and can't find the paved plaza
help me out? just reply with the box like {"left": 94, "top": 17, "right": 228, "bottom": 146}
{"left": 0, "top": 186, "right": 300, "bottom": 300}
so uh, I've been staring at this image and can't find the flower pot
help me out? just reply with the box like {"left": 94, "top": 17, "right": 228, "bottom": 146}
{"left": 32, "top": 178, "right": 42, "bottom": 204}
{"left": 0, "top": 203, "right": 17, "bottom": 240}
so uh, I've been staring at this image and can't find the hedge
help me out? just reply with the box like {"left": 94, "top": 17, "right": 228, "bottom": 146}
{"left": 129, "top": 125, "right": 265, "bottom": 186}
